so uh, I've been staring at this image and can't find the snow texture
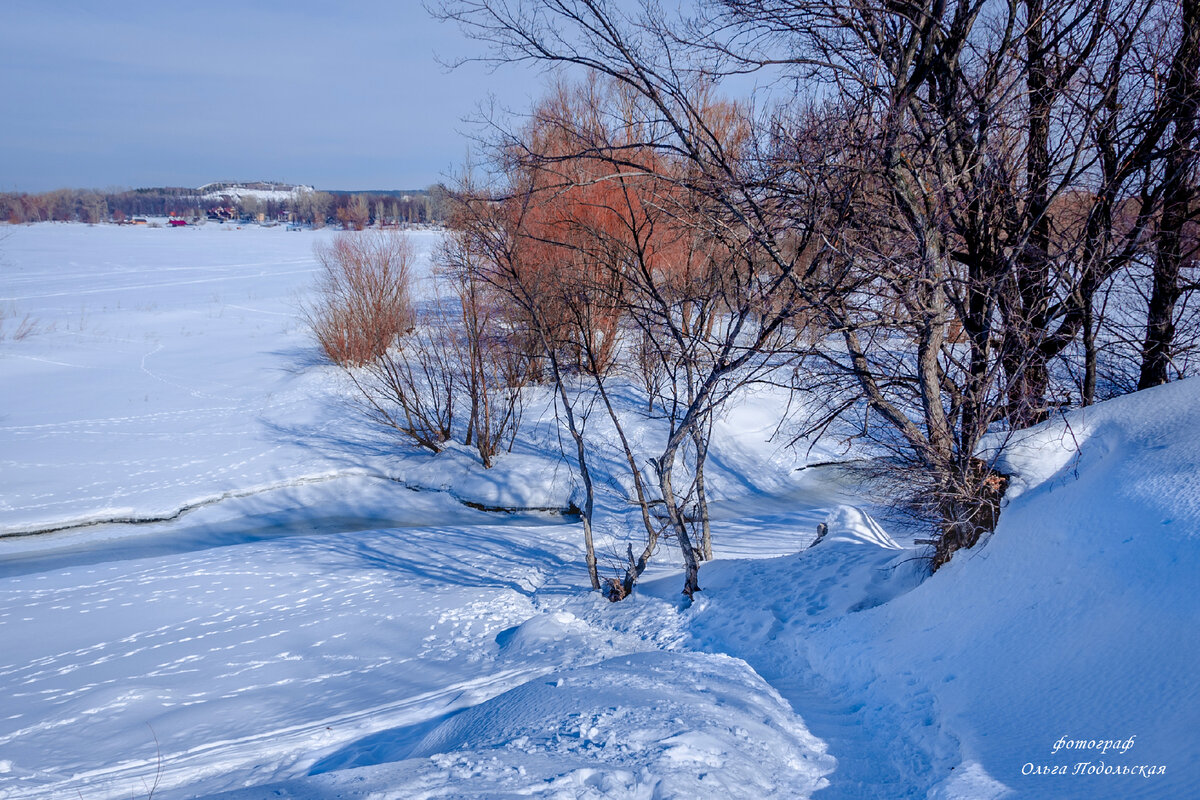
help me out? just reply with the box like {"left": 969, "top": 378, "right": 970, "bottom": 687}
{"left": 1, "top": 222, "right": 1196, "bottom": 799}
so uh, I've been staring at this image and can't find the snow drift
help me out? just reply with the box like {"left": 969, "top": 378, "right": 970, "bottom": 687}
{"left": 671, "top": 378, "right": 1200, "bottom": 799}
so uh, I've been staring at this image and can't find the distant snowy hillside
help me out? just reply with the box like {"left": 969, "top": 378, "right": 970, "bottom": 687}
{"left": 198, "top": 181, "right": 314, "bottom": 202}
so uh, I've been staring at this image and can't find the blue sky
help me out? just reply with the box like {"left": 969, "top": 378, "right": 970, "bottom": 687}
{"left": 0, "top": 2, "right": 542, "bottom": 192}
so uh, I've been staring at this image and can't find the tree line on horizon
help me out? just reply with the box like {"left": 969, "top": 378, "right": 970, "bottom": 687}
{"left": 0, "top": 185, "right": 450, "bottom": 227}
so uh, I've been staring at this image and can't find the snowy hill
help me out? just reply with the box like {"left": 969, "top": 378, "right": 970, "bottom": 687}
{"left": 198, "top": 181, "right": 314, "bottom": 202}
{"left": 0, "top": 223, "right": 1196, "bottom": 799}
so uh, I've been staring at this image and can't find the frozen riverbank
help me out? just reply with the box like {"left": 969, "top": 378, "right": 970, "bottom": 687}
{"left": 3, "top": 223, "right": 1196, "bottom": 799}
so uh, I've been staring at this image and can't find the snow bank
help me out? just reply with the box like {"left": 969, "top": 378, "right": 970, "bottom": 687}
{"left": 215, "top": 651, "right": 833, "bottom": 800}
{"left": 396, "top": 442, "right": 578, "bottom": 512}
{"left": 675, "top": 378, "right": 1200, "bottom": 798}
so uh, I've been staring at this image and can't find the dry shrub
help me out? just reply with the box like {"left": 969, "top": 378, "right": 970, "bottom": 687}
{"left": 308, "top": 228, "right": 527, "bottom": 464}
{"left": 307, "top": 231, "right": 414, "bottom": 366}
{"left": 436, "top": 231, "right": 530, "bottom": 467}
{"left": 351, "top": 320, "right": 457, "bottom": 454}
{"left": 0, "top": 308, "right": 39, "bottom": 343}
{"left": 13, "top": 313, "right": 37, "bottom": 341}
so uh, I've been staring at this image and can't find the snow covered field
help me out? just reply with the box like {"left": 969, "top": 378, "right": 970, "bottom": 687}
{"left": 1, "top": 222, "right": 1196, "bottom": 799}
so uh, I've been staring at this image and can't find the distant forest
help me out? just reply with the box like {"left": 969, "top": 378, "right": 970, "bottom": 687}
{"left": 0, "top": 185, "right": 449, "bottom": 227}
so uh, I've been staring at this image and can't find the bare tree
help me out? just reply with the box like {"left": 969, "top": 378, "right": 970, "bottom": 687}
{"left": 447, "top": 185, "right": 606, "bottom": 590}
{"left": 436, "top": 229, "right": 529, "bottom": 468}
{"left": 433, "top": 0, "right": 1200, "bottom": 580}
{"left": 442, "top": 70, "right": 822, "bottom": 596}
{"left": 1138, "top": 0, "right": 1200, "bottom": 389}
{"left": 349, "top": 322, "right": 459, "bottom": 454}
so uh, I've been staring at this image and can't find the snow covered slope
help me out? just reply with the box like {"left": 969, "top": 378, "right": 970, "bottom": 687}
{"left": 198, "top": 182, "right": 315, "bottom": 202}
{"left": 0, "top": 223, "right": 836, "bottom": 799}
{"left": 670, "top": 379, "right": 1200, "bottom": 799}
{"left": 2, "top": 223, "right": 1195, "bottom": 799}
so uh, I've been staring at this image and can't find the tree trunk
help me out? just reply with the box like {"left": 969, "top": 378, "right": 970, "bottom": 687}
{"left": 542, "top": 336, "right": 601, "bottom": 592}
{"left": 692, "top": 423, "right": 713, "bottom": 562}
{"left": 657, "top": 449, "right": 702, "bottom": 599}
{"left": 683, "top": 351, "right": 713, "bottom": 562}
{"left": 932, "top": 458, "right": 1009, "bottom": 570}
{"left": 1082, "top": 286, "right": 1098, "bottom": 406}
{"left": 1138, "top": 0, "right": 1199, "bottom": 390}
{"left": 999, "top": 0, "right": 1054, "bottom": 427}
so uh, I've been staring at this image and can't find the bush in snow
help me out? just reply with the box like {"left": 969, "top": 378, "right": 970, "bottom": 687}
{"left": 310, "top": 229, "right": 529, "bottom": 467}
{"left": 306, "top": 231, "right": 415, "bottom": 367}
